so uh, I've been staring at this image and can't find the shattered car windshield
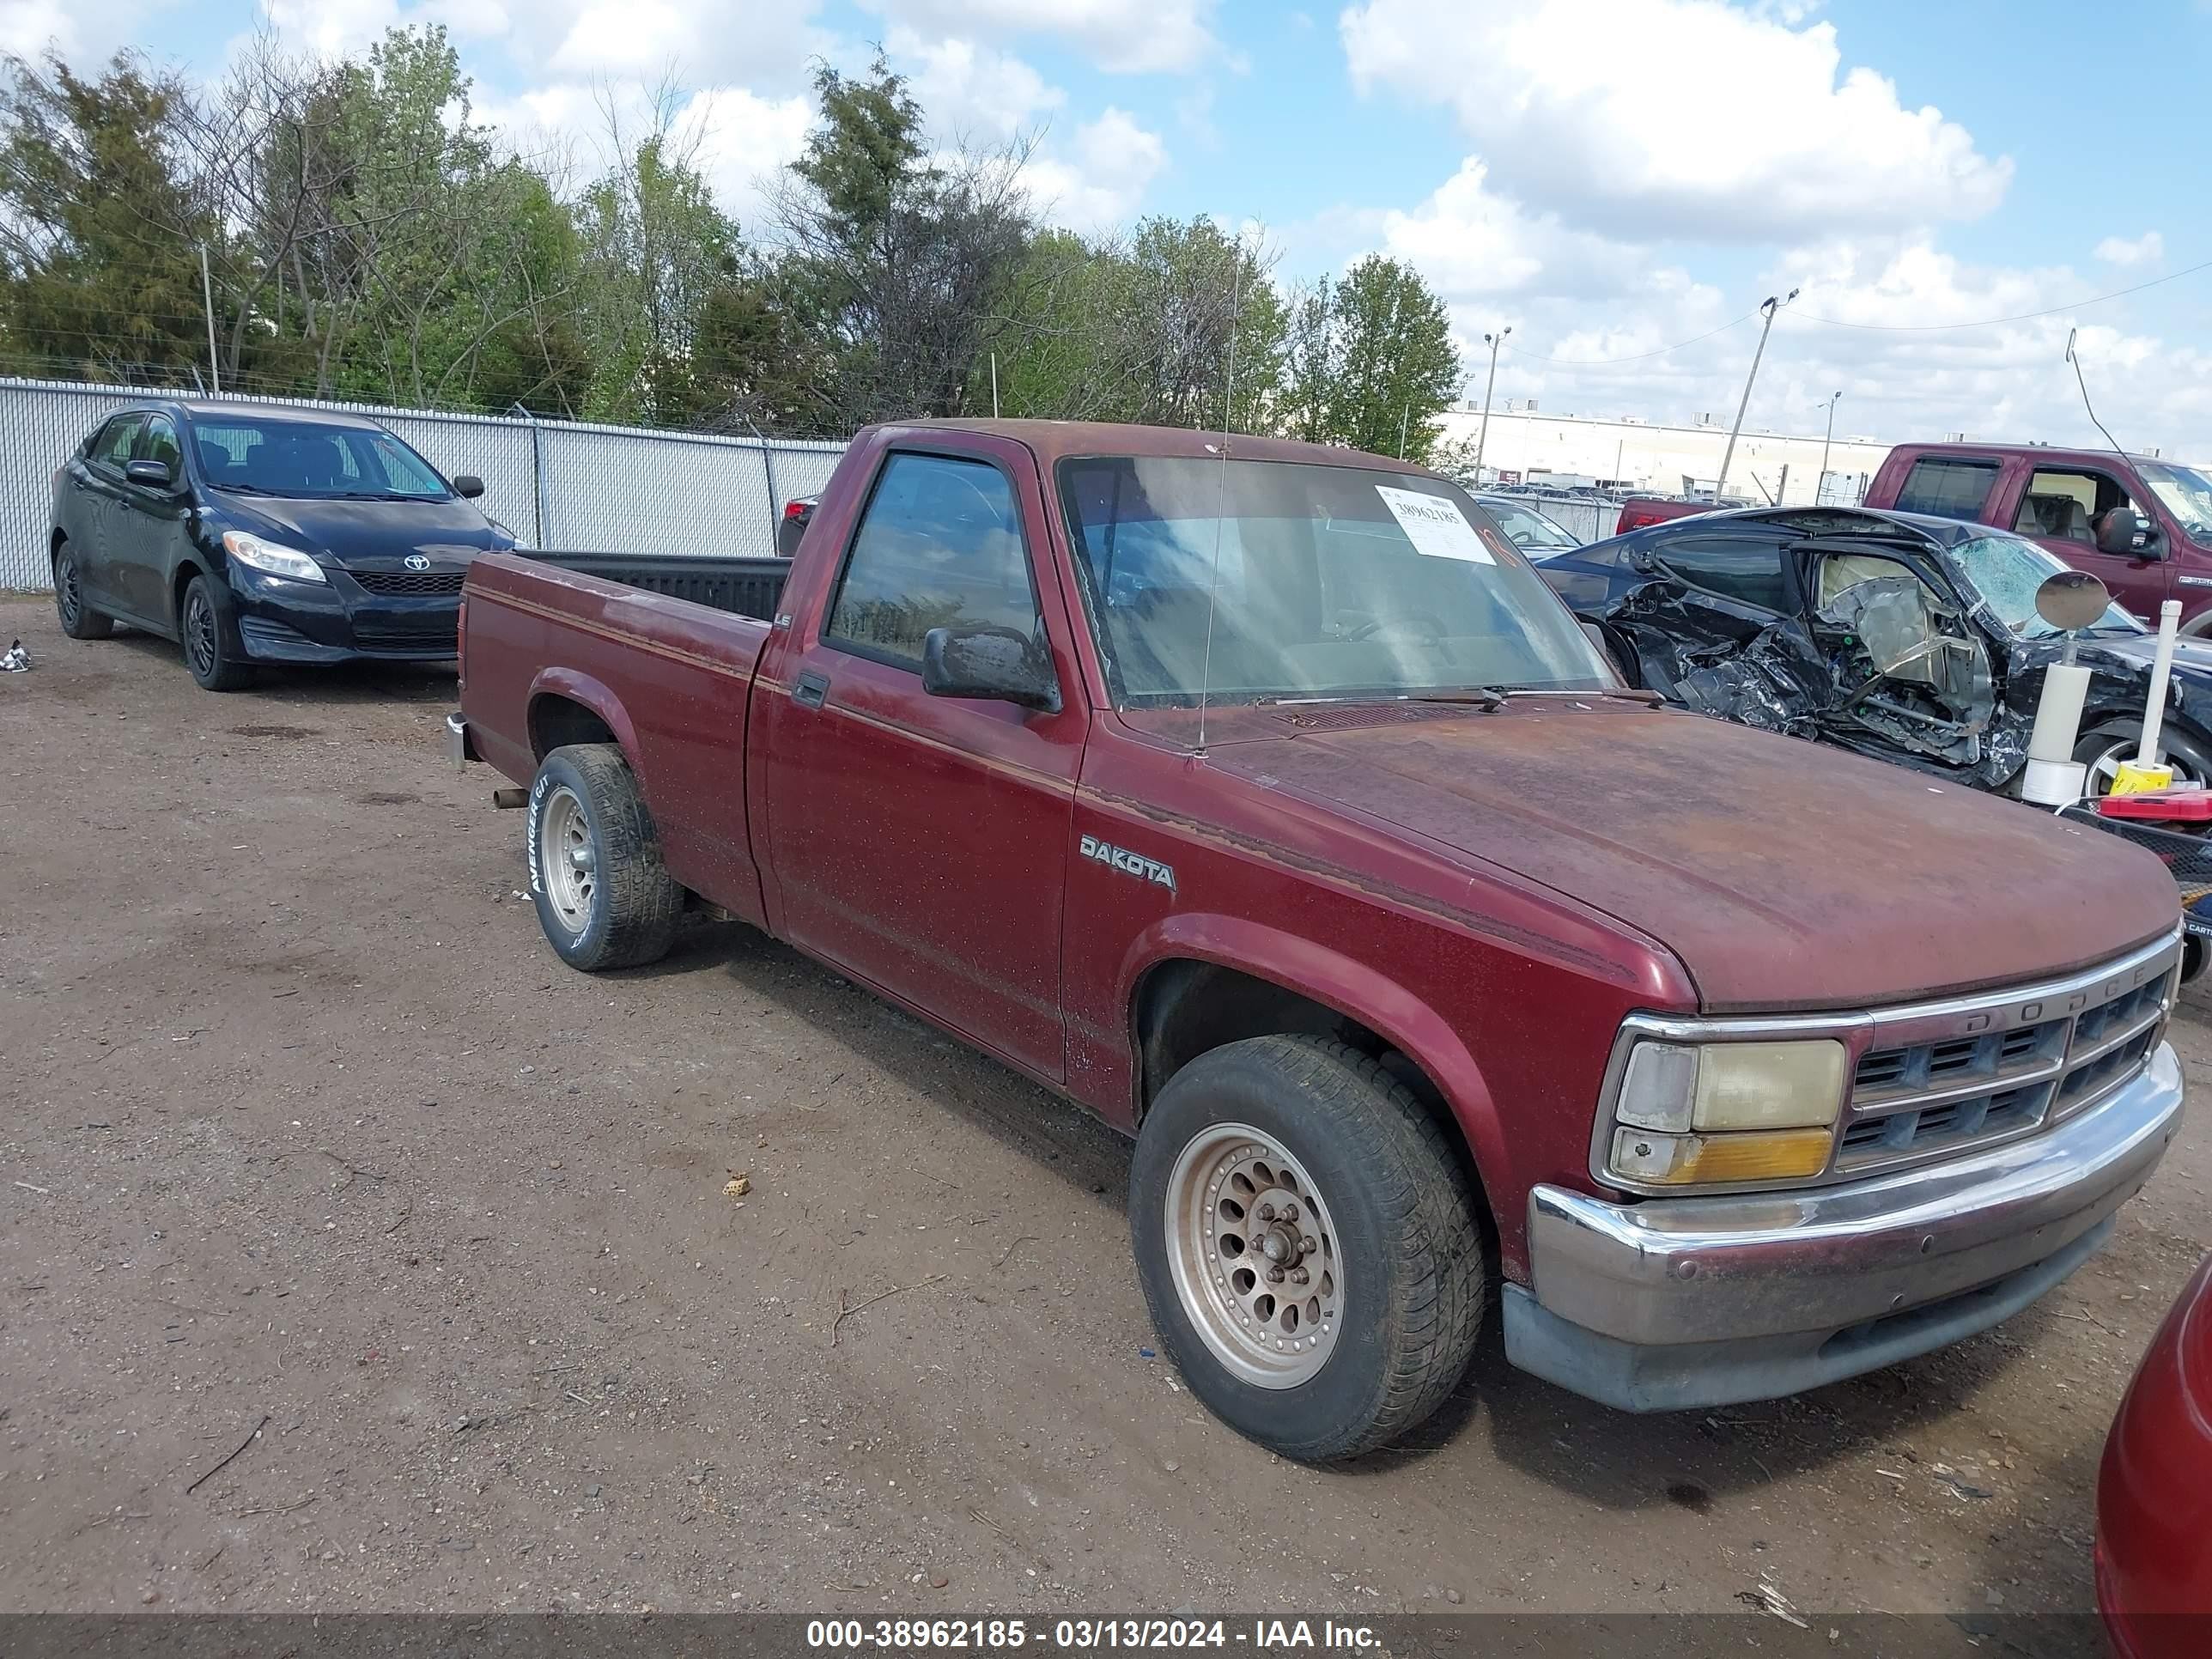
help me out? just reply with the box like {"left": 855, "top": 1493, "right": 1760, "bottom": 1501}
{"left": 2138, "top": 461, "right": 2212, "bottom": 539}
{"left": 1945, "top": 532, "right": 2142, "bottom": 638}
{"left": 1058, "top": 456, "right": 1610, "bottom": 707}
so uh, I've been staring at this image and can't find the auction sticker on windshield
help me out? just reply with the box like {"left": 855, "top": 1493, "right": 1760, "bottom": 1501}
{"left": 1374, "top": 484, "right": 1495, "bottom": 564}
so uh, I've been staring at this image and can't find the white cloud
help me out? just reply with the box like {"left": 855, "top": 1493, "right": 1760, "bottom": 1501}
{"left": 889, "top": 28, "right": 1064, "bottom": 143}
{"left": 677, "top": 85, "right": 814, "bottom": 232}
{"left": 1340, "top": 0, "right": 2011, "bottom": 241}
{"left": 261, "top": 0, "right": 402, "bottom": 58}
{"left": 1022, "top": 106, "right": 1167, "bottom": 230}
{"left": 1377, "top": 158, "right": 1653, "bottom": 301}
{"left": 4, "top": 0, "right": 169, "bottom": 59}
{"left": 865, "top": 0, "right": 1218, "bottom": 75}
{"left": 2094, "top": 230, "right": 2165, "bottom": 267}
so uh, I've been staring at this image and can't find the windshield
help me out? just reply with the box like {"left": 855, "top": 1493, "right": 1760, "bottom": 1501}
{"left": 1057, "top": 456, "right": 1610, "bottom": 707}
{"left": 2138, "top": 460, "right": 2212, "bottom": 540}
{"left": 1480, "top": 499, "right": 1579, "bottom": 552}
{"left": 1948, "top": 532, "right": 2142, "bottom": 638}
{"left": 187, "top": 417, "right": 451, "bottom": 500}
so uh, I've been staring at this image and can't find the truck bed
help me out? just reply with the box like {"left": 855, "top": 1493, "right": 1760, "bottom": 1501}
{"left": 520, "top": 551, "right": 789, "bottom": 622}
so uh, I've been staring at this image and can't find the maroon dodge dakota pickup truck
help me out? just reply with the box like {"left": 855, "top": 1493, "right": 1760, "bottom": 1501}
{"left": 448, "top": 419, "right": 2186, "bottom": 1461}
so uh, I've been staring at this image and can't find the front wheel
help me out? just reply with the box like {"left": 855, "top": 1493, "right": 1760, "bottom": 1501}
{"left": 182, "top": 574, "right": 253, "bottom": 690}
{"left": 2073, "top": 721, "right": 2212, "bottom": 798}
{"left": 1129, "top": 1036, "right": 1487, "bottom": 1462}
{"left": 53, "top": 543, "right": 114, "bottom": 640}
{"left": 527, "top": 743, "right": 683, "bottom": 971}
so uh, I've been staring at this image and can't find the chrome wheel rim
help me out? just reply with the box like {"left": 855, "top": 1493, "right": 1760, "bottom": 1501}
{"left": 185, "top": 591, "right": 217, "bottom": 678}
{"left": 1164, "top": 1122, "right": 1343, "bottom": 1389}
{"left": 56, "top": 556, "right": 81, "bottom": 626}
{"left": 538, "top": 785, "right": 597, "bottom": 933}
{"left": 2085, "top": 736, "right": 2201, "bottom": 797}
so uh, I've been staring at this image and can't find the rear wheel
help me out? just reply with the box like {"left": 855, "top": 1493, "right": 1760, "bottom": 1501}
{"left": 527, "top": 743, "right": 682, "bottom": 971}
{"left": 182, "top": 574, "right": 253, "bottom": 690}
{"left": 53, "top": 542, "right": 114, "bottom": 640}
{"left": 1129, "top": 1036, "right": 1487, "bottom": 1462}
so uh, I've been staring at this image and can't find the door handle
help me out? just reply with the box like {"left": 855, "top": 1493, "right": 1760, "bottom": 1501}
{"left": 793, "top": 670, "right": 830, "bottom": 710}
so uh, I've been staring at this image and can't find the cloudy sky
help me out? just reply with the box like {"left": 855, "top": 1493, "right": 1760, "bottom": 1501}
{"left": 8, "top": 0, "right": 2210, "bottom": 457}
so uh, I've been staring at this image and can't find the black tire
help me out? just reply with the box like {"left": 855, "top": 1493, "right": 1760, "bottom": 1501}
{"left": 2073, "top": 720, "right": 2212, "bottom": 797}
{"left": 52, "top": 542, "right": 114, "bottom": 640}
{"left": 2182, "top": 937, "right": 2206, "bottom": 987}
{"left": 181, "top": 573, "right": 254, "bottom": 690}
{"left": 1128, "top": 1036, "right": 1487, "bottom": 1462}
{"left": 526, "top": 743, "right": 683, "bottom": 971}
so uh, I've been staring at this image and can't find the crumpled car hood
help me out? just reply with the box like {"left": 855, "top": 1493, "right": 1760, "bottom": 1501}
{"left": 1205, "top": 702, "right": 2178, "bottom": 1012}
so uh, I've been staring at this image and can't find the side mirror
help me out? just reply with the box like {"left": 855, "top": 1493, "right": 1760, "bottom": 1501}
{"left": 453, "top": 475, "right": 485, "bottom": 499}
{"left": 125, "top": 459, "right": 173, "bottom": 490}
{"left": 2095, "top": 508, "right": 2153, "bottom": 557}
{"left": 921, "top": 625, "right": 1060, "bottom": 712}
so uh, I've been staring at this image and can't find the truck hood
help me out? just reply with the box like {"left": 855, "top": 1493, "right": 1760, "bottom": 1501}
{"left": 1202, "top": 702, "right": 2178, "bottom": 1012}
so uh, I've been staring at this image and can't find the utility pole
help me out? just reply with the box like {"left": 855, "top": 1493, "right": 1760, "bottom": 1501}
{"left": 1398, "top": 402, "right": 1410, "bottom": 459}
{"left": 1473, "top": 325, "right": 1511, "bottom": 483}
{"left": 990, "top": 352, "right": 1000, "bottom": 419}
{"left": 199, "top": 244, "right": 221, "bottom": 395}
{"left": 1817, "top": 390, "right": 1841, "bottom": 505}
{"left": 1713, "top": 289, "right": 1796, "bottom": 505}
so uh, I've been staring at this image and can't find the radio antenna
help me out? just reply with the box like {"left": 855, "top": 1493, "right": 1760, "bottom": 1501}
{"left": 1195, "top": 233, "right": 1247, "bottom": 757}
{"left": 2065, "top": 327, "right": 2128, "bottom": 459}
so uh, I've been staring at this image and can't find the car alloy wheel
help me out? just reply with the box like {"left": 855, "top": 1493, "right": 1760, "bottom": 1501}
{"left": 56, "top": 556, "right": 82, "bottom": 628}
{"left": 185, "top": 588, "right": 219, "bottom": 679}
{"left": 1164, "top": 1122, "right": 1344, "bottom": 1388}
{"left": 536, "top": 783, "right": 599, "bottom": 934}
{"left": 2081, "top": 733, "right": 2203, "bottom": 797}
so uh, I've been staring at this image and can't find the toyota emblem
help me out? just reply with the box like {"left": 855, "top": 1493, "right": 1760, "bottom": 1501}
{"left": 404, "top": 554, "right": 432, "bottom": 571}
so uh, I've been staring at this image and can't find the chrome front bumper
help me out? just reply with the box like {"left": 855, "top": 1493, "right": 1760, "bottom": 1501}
{"left": 1504, "top": 1042, "right": 2184, "bottom": 1411}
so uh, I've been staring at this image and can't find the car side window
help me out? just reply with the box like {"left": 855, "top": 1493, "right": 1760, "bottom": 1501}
{"left": 2014, "top": 467, "right": 2142, "bottom": 544}
{"left": 90, "top": 415, "right": 145, "bottom": 473}
{"left": 1652, "top": 532, "right": 1791, "bottom": 612}
{"left": 1893, "top": 458, "right": 1998, "bottom": 520}
{"left": 137, "top": 416, "right": 182, "bottom": 472}
{"left": 824, "top": 453, "right": 1041, "bottom": 670}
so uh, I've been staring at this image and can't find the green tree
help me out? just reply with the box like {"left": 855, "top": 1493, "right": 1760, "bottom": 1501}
{"left": 0, "top": 51, "right": 211, "bottom": 383}
{"left": 1287, "top": 255, "right": 1462, "bottom": 462}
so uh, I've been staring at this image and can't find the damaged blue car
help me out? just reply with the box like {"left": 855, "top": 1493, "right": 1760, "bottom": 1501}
{"left": 1534, "top": 506, "right": 2212, "bottom": 796}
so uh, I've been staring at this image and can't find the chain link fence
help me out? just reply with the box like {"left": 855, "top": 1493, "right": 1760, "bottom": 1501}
{"left": 0, "top": 377, "right": 848, "bottom": 592}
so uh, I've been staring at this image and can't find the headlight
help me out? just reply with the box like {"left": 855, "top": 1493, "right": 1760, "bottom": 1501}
{"left": 222, "top": 531, "right": 327, "bottom": 584}
{"left": 1602, "top": 1036, "right": 1847, "bottom": 1188}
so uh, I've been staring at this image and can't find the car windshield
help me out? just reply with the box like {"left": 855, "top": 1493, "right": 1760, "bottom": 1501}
{"left": 1480, "top": 499, "right": 1579, "bottom": 552}
{"left": 187, "top": 417, "right": 451, "bottom": 500}
{"left": 1947, "top": 532, "right": 2142, "bottom": 638}
{"left": 1057, "top": 455, "right": 1610, "bottom": 707}
{"left": 2138, "top": 460, "right": 2212, "bottom": 539}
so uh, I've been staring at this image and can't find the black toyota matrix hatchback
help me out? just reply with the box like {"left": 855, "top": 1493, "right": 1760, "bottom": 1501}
{"left": 48, "top": 399, "right": 517, "bottom": 690}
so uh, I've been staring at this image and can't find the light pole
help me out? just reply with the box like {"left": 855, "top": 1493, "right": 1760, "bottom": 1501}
{"left": 1713, "top": 289, "right": 1796, "bottom": 505}
{"left": 1816, "top": 390, "right": 1841, "bottom": 505}
{"left": 1473, "top": 325, "right": 1510, "bottom": 483}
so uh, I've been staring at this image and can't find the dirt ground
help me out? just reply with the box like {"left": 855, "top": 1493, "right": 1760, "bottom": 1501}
{"left": 3, "top": 592, "right": 2209, "bottom": 1626}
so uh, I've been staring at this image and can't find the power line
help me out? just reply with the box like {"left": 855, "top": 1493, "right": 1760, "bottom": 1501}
{"left": 1792, "top": 256, "right": 2212, "bottom": 331}
{"left": 1498, "top": 310, "right": 1759, "bottom": 366}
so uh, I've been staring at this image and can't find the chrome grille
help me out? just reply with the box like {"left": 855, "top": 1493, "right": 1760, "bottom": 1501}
{"left": 1835, "top": 933, "right": 2179, "bottom": 1176}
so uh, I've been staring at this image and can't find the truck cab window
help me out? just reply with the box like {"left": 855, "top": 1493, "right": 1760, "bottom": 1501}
{"left": 2014, "top": 468, "right": 2142, "bottom": 545}
{"left": 825, "top": 453, "right": 1040, "bottom": 669}
{"left": 1894, "top": 458, "right": 1998, "bottom": 521}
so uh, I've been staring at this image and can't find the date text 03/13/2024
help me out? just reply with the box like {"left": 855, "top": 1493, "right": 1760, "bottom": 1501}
{"left": 804, "top": 1620, "right": 1383, "bottom": 1651}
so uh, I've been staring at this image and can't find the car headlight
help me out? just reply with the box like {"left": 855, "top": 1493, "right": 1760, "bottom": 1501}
{"left": 222, "top": 530, "right": 327, "bottom": 584}
{"left": 1602, "top": 1036, "right": 1847, "bottom": 1188}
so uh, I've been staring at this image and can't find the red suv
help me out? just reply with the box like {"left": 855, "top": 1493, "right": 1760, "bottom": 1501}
{"left": 1864, "top": 443, "right": 2212, "bottom": 632}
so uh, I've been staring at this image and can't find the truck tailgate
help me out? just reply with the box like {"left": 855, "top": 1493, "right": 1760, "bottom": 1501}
{"left": 459, "top": 551, "right": 775, "bottom": 926}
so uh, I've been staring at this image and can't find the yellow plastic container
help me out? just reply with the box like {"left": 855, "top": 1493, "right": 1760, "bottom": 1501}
{"left": 2108, "top": 760, "right": 2176, "bottom": 795}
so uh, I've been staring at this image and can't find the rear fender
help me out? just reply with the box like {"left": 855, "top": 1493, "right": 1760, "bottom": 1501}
{"left": 527, "top": 668, "right": 645, "bottom": 789}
